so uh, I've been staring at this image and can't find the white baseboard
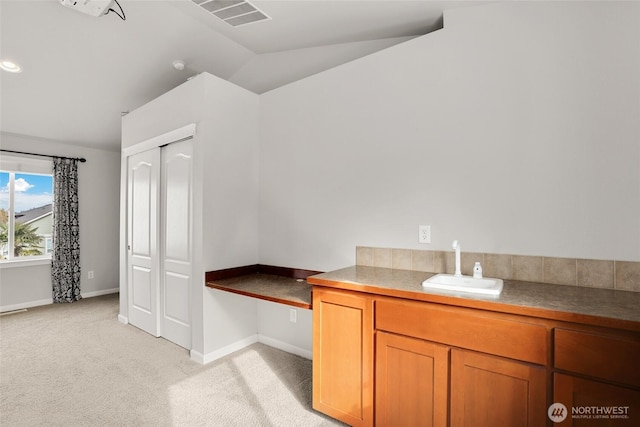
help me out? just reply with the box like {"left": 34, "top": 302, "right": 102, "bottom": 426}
{"left": 81, "top": 288, "right": 119, "bottom": 298}
{"left": 191, "top": 334, "right": 258, "bottom": 364}
{"left": 0, "top": 298, "right": 53, "bottom": 313}
{"left": 258, "top": 334, "right": 312, "bottom": 360}
{"left": 0, "top": 288, "right": 119, "bottom": 313}
{"left": 189, "top": 334, "right": 312, "bottom": 365}
{"left": 118, "top": 314, "right": 129, "bottom": 324}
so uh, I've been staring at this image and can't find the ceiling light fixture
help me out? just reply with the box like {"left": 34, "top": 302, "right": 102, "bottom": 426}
{"left": 173, "top": 60, "right": 186, "bottom": 71}
{"left": 59, "top": 0, "right": 126, "bottom": 20}
{"left": 0, "top": 60, "right": 22, "bottom": 73}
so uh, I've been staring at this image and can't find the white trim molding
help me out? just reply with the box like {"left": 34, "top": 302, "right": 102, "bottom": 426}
{"left": 0, "top": 289, "right": 119, "bottom": 313}
{"left": 258, "top": 334, "right": 312, "bottom": 360}
{"left": 81, "top": 288, "right": 119, "bottom": 298}
{"left": 188, "top": 334, "right": 312, "bottom": 365}
{"left": 0, "top": 298, "right": 53, "bottom": 313}
{"left": 122, "top": 123, "right": 197, "bottom": 157}
{"left": 190, "top": 334, "right": 258, "bottom": 365}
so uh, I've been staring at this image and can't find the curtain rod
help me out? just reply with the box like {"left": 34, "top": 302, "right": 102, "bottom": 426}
{"left": 0, "top": 149, "right": 87, "bottom": 163}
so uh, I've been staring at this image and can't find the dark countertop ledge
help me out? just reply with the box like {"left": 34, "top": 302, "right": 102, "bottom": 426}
{"left": 307, "top": 265, "right": 640, "bottom": 332}
{"left": 207, "top": 273, "right": 312, "bottom": 309}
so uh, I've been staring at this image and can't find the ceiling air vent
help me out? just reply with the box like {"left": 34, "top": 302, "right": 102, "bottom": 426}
{"left": 192, "top": 0, "right": 270, "bottom": 27}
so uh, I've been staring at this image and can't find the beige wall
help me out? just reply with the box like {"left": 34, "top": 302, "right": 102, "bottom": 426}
{"left": 0, "top": 132, "right": 121, "bottom": 310}
{"left": 259, "top": 2, "right": 640, "bottom": 272}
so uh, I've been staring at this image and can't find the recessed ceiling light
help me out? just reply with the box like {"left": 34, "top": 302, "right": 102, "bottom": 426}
{"left": 0, "top": 60, "right": 22, "bottom": 73}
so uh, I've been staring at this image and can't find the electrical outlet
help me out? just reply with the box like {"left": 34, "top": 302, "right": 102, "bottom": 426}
{"left": 419, "top": 225, "right": 431, "bottom": 244}
{"left": 289, "top": 308, "right": 297, "bottom": 323}
{"left": 88, "top": 270, "right": 95, "bottom": 279}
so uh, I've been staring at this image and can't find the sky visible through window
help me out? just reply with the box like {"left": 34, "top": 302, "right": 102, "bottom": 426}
{"left": 1, "top": 171, "right": 54, "bottom": 259}
{"left": 0, "top": 172, "right": 53, "bottom": 213}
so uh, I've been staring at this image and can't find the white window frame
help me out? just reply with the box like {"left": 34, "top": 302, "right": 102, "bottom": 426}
{"left": 0, "top": 155, "right": 53, "bottom": 268}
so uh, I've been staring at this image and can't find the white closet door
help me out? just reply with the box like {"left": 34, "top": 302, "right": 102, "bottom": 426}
{"left": 127, "top": 148, "right": 161, "bottom": 337}
{"left": 160, "top": 140, "right": 192, "bottom": 349}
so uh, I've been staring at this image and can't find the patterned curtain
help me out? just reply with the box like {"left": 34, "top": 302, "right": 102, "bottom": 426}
{"left": 52, "top": 158, "right": 81, "bottom": 303}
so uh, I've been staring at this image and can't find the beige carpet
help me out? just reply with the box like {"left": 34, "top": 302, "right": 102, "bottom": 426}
{"left": 0, "top": 294, "right": 345, "bottom": 426}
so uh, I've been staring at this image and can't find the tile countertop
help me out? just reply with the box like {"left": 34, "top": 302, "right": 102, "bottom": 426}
{"left": 307, "top": 265, "right": 640, "bottom": 332}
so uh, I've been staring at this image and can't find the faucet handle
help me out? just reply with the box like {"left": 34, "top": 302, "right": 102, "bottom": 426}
{"left": 473, "top": 262, "right": 483, "bottom": 278}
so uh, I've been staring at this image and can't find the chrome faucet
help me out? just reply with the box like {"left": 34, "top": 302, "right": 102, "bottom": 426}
{"left": 452, "top": 240, "right": 462, "bottom": 277}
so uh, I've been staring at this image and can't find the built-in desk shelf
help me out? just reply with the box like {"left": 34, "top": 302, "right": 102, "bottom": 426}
{"left": 205, "top": 265, "right": 322, "bottom": 309}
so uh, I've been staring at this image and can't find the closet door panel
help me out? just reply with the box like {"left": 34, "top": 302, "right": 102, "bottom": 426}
{"left": 160, "top": 140, "right": 193, "bottom": 349}
{"left": 127, "top": 148, "right": 160, "bottom": 336}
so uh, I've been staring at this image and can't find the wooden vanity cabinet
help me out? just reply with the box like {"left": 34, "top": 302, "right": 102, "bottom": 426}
{"left": 375, "top": 297, "right": 548, "bottom": 427}
{"left": 312, "top": 285, "right": 639, "bottom": 427}
{"left": 375, "top": 332, "right": 547, "bottom": 427}
{"left": 552, "top": 328, "right": 640, "bottom": 426}
{"left": 312, "top": 288, "right": 374, "bottom": 427}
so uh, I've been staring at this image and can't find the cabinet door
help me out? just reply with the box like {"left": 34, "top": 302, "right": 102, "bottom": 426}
{"left": 312, "top": 288, "right": 374, "bottom": 427}
{"left": 553, "top": 373, "right": 640, "bottom": 426}
{"left": 376, "top": 331, "right": 449, "bottom": 427}
{"left": 450, "top": 349, "right": 546, "bottom": 427}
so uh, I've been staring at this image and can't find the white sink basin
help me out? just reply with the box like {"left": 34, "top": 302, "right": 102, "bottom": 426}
{"left": 422, "top": 274, "right": 504, "bottom": 296}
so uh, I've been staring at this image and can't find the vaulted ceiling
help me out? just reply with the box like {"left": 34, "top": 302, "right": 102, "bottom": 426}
{"left": 0, "top": 0, "right": 491, "bottom": 151}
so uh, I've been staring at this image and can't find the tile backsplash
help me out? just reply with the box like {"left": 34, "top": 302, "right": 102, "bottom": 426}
{"left": 356, "top": 246, "right": 640, "bottom": 292}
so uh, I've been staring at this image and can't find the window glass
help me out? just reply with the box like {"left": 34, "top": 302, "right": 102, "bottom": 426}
{"left": 0, "top": 170, "right": 53, "bottom": 261}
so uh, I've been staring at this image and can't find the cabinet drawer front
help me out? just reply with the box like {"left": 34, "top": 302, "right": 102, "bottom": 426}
{"left": 376, "top": 298, "right": 548, "bottom": 365}
{"left": 554, "top": 328, "right": 640, "bottom": 388}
